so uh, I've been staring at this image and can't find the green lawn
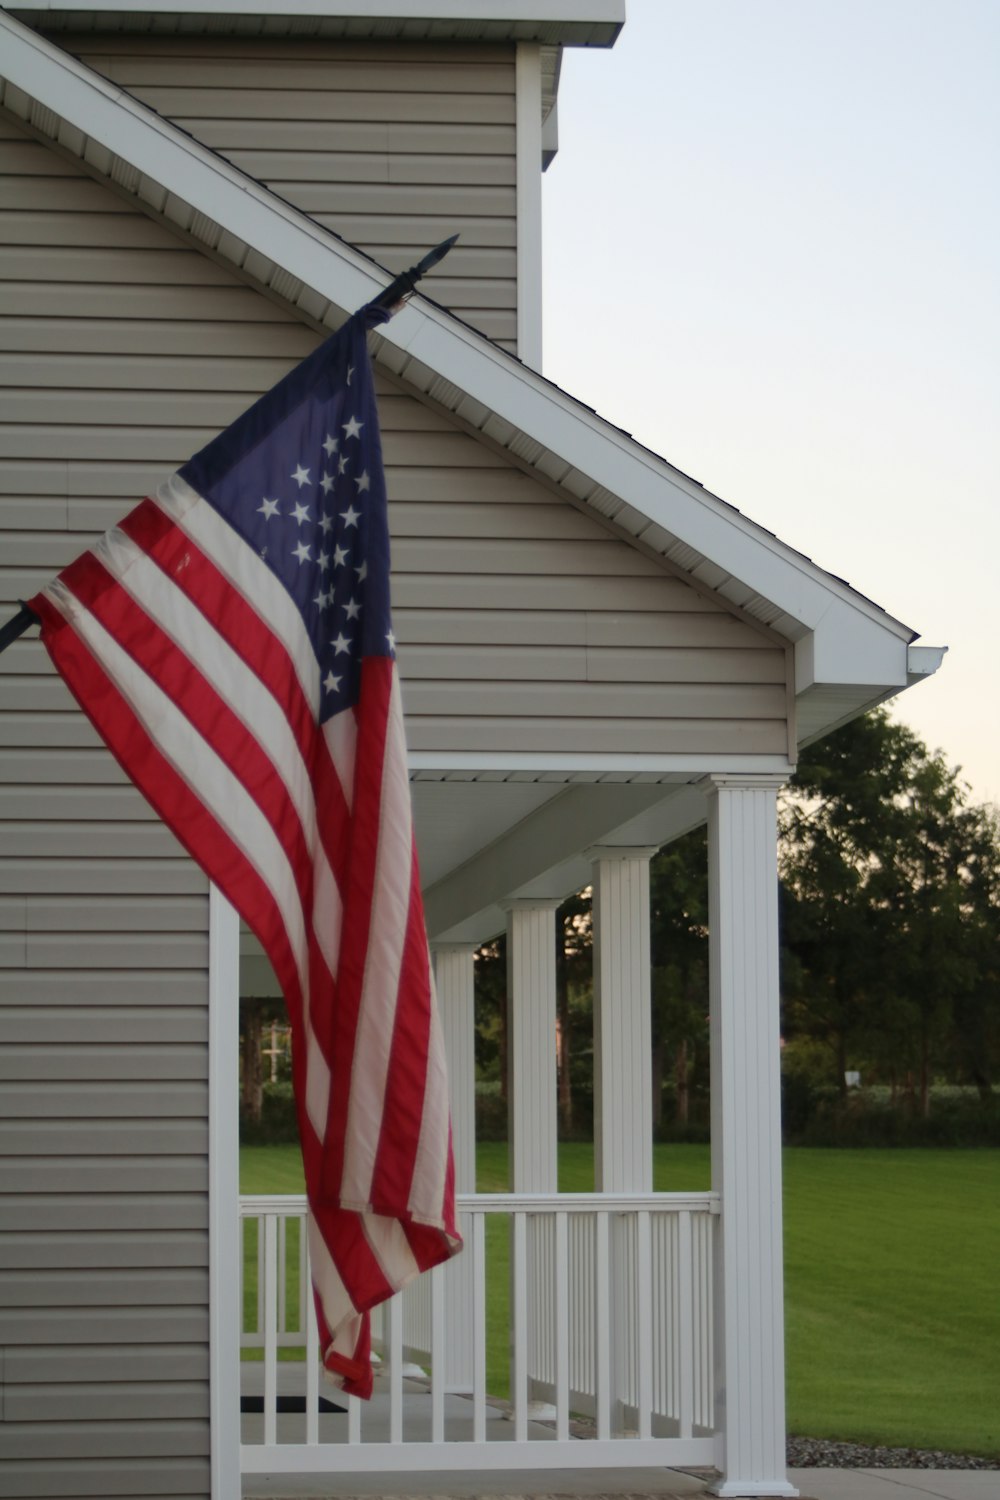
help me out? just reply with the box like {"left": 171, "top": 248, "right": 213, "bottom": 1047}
{"left": 239, "top": 1142, "right": 999, "bottom": 1456}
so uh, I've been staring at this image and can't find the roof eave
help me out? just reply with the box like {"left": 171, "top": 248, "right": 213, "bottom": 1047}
{"left": 6, "top": 0, "right": 626, "bottom": 47}
{"left": 0, "top": 7, "right": 941, "bottom": 748}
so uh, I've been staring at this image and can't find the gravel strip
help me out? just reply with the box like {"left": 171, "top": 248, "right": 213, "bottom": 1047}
{"left": 787, "top": 1435, "right": 1000, "bottom": 1469}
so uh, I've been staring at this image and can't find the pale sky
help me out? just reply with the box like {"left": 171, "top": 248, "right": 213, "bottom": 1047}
{"left": 542, "top": 0, "right": 999, "bottom": 807}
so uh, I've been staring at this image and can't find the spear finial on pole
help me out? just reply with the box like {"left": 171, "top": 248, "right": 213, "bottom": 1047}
{"left": 372, "top": 234, "right": 459, "bottom": 313}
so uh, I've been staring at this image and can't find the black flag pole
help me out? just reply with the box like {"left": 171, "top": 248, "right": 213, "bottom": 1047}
{"left": 0, "top": 235, "right": 460, "bottom": 657}
{"left": 371, "top": 233, "right": 459, "bottom": 312}
{"left": 0, "top": 600, "right": 39, "bottom": 654}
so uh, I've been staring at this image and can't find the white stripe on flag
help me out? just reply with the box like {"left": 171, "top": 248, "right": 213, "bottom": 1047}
{"left": 323, "top": 708, "right": 358, "bottom": 814}
{"left": 407, "top": 966, "right": 452, "bottom": 1225}
{"left": 340, "top": 671, "right": 414, "bottom": 1209}
{"left": 156, "top": 474, "right": 322, "bottom": 726}
{"left": 360, "top": 1211, "right": 421, "bottom": 1292}
{"left": 47, "top": 579, "right": 311, "bottom": 999}
{"left": 94, "top": 526, "right": 319, "bottom": 848}
{"left": 306, "top": 1215, "right": 365, "bottom": 1368}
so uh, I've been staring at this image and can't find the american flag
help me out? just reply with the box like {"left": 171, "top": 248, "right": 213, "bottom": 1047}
{"left": 28, "top": 303, "right": 461, "bottom": 1398}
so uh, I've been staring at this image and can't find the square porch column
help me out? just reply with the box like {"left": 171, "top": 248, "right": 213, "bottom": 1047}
{"left": 706, "top": 776, "right": 797, "bottom": 1498}
{"left": 503, "top": 898, "right": 560, "bottom": 1421}
{"left": 588, "top": 845, "right": 658, "bottom": 1194}
{"left": 503, "top": 898, "right": 560, "bottom": 1193}
{"left": 431, "top": 943, "right": 477, "bottom": 1393}
{"left": 588, "top": 845, "right": 657, "bottom": 1436}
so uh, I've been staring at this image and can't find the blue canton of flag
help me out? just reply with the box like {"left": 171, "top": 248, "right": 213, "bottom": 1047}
{"left": 179, "top": 304, "right": 395, "bottom": 719}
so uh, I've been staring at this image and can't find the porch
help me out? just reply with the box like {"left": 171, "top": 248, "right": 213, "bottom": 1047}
{"left": 226, "top": 777, "right": 797, "bottom": 1497}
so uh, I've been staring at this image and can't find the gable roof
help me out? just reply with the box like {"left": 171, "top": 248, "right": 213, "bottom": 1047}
{"left": 0, "top": 8, "right": 946, "bottom": 939}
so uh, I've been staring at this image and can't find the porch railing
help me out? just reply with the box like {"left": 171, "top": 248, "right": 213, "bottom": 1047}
{"left": 239, "top": 1191, "right": 718, "bottom": 1474}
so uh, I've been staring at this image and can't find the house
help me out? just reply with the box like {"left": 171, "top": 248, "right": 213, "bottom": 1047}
{"left": 0, "top": 4, "right": 943, "bottom": 1497}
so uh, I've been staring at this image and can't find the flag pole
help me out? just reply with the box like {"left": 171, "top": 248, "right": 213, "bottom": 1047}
{"left": 0, "top": 601, "right": 39, "bottom": 653}
{"left": 0, "top": 236, "right": 460, "bottom": 657}
{"left": 371, "top": 233, "right": 459, "bottom": 312}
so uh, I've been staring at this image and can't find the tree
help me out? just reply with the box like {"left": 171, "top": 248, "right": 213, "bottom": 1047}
{"left": 780, "top": 709, "right": 1000, "bottom": 1110}
{"left": 649, "top": 828, "right": 710, "bottom": 1129}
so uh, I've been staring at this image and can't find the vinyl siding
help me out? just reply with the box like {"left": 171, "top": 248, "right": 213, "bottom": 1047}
{"left": 0, "top": 117, "right": 230, "bottom": 1500}
{"left": 55, "top": 33, "right": 519, "bottom": 349}
{"left": 379, "top": 408, "right": 791, "bottom": 758}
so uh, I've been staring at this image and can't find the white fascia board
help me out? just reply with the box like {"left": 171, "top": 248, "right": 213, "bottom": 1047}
{"left": 3, "top": 10, "right": 916, "bottom": 698}
{"left": 7, "top": 0, "right": 626, "bottom": 30}
{"left": 794, "top": 596, "right": 911, "bottom": 693}
{"left": 408, "top": 752, "right": 794, "bottom": 774}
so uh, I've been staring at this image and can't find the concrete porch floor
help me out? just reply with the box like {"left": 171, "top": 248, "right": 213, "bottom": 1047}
{"left": 242, "top": 1476, "right": 1000, "bottom": 1500}
{"left": 242, "top": 1463, "right": 999, "bottom": 1500}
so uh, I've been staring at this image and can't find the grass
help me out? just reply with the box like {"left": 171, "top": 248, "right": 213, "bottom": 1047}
{"left": 239, "top": 1141, "right": 999, "bottom": 1456}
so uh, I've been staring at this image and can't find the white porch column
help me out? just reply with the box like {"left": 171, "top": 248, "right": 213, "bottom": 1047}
{"left": 706, "top": 776, "right": 797, "bottom": 1498}
{"left": 588, "top": 845, "right": 658, "bottom": 1194}
{"left": 433, "top": 944, "right": 477, "bottom": 1195}
{"left": 503, "top": 899, "right": 560, "bottom": 1192}
{"left": 432, "top": 943, "right": 477, "bottom": 1393}
{"left": 503, "top": 899, "right": 561, "bottom": 1418}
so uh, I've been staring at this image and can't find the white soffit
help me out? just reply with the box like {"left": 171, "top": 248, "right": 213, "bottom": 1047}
{"left": 0, "top": 8, "right": 937, "bottom": 720}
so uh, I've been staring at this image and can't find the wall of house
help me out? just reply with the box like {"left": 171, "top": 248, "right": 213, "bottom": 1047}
{"left": 0, "top": 114, "right": 286, "bottom": 1500}
{"left": 380, "top": 393, "right": 791, "bottom": 757}
{"left": 52, "top": 32, "right": 519, "bottom": 350}
{"left": 0, "top": 95, "right": 789, "bottom": 1492}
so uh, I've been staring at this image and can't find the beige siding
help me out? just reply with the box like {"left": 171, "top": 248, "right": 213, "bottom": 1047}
{"left": 377, "top": 397, "right": 790, "bottom": 756}
{"left": 57, "top": 33, "right": 518, "bottom": 348}
{"left": 0, "top": 116, "right": 251, "bottom": 1500}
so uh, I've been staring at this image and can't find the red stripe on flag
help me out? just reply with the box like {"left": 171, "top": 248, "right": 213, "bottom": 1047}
{"left": 31, "top": 590, "right": 307, "bottom": 1026}
{"left": 60, "top": 549, "right": 318, "bottom": 929}
{"left": 369, "top": 841, "right": 434, "bottom": 1217}
{"left": 319, "top": 655, "right": 394, "bottom": 1200}
{"left": 121, "top": 499, "right": 355, "bottom": 890}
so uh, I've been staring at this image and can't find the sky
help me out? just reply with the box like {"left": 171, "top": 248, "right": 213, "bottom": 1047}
{"left": 542, "top": 0, "right": 999, "bottom": 807}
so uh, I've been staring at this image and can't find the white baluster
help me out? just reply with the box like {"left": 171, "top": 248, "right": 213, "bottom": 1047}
{"left": 263, "top": 1213, "right": 278, "bottom": 1446}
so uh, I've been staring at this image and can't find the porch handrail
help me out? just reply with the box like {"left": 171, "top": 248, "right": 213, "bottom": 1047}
{"left": 239, "top": 1189, "right": 720, "bottom": 1215}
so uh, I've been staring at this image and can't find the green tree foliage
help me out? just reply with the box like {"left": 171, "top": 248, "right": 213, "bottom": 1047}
{"left": 780, "top": 709, "right": 1000, "bottom": 1112}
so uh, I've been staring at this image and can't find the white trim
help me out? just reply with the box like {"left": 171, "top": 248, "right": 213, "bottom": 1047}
{"left": 240, "top": 1437, "right": 716, "bottom": 1473}
{"left": 208, "top": 884, "right": 241, "bottom": 1500}
{"left": 240, "top": 1190, "right": 719, "bottom": 1214}
{"left": 515, "top": 42, "right": 544, "bottom": 370}
{"left": 408, "top": 751, "right": 797, "bottom": 773}
{"left": 7, "top": 0, "right": 625, "bottom": 25}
